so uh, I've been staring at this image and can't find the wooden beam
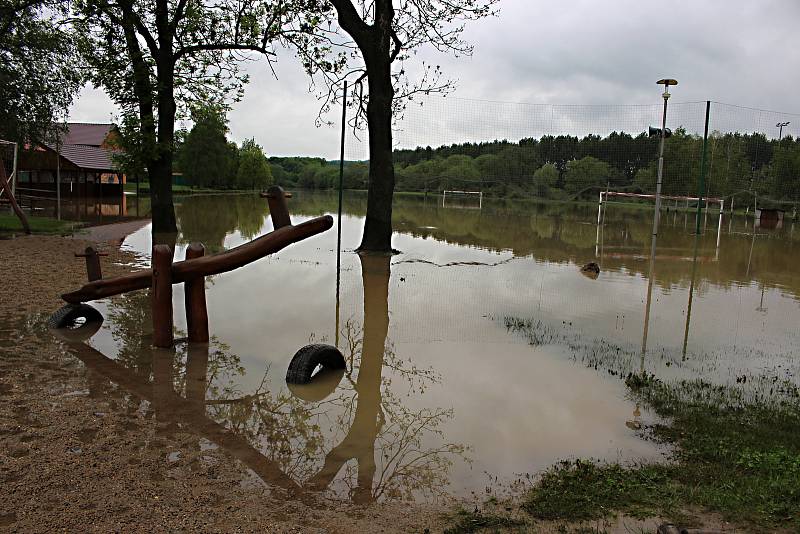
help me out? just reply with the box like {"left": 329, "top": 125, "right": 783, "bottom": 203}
{"left": 151, "top": 244, "right": 173, "bottom": 348}
{"left": 62, "top": 215, "right": 334, "bottom": 303}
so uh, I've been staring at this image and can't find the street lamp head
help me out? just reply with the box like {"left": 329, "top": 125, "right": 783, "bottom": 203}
{"left": 656, "top": 79, "right": 678, "bottom": 100}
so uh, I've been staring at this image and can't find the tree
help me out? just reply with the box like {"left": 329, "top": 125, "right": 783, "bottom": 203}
{"left": 298, "top": 0, "right": 497, "bottom": 252}
{"left": 533, "top": 163, "right": 559, "bottom": 197}
{"left": 563, "top": 156, "right": 613, "bottom": 196}
{"left": 237, "top": 138, "right": 273, "bottom": 190}
{"left": 0, "top": 0, "right": 82, "bottom": 143}
{"left": 75, "top": 0, "right": 312, "bottom": 234}
{"left": 179, "top": 106, "right": 236, "bottom": 189}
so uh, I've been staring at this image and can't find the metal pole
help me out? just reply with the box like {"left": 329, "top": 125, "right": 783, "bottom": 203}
{"left": 695, "top": 101, "right": 710, "bottom": 235}
{"left": 681, "top": 232, "right": 701, "bottom": 359}
{"left": 335, "top": 81, "right": 347, "bottom": 349}
{"left": 641, "top": 78, "right": 677, "bottom": 362}
{"left": 56, "top": 134, "right": 61, "bottom": 220}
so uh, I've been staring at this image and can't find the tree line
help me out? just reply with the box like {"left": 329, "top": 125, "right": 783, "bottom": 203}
{"left": 267, "top": 129, "right": 800, "bottom": 203}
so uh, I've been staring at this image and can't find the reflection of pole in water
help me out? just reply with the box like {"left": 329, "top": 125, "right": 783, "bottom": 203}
{"left": 335, "top": 82, "right": 348, "bottom": 348}
{"left": 641, "top": 79, "right": 677, "bottom": 363}
{"left": 681, "top": 233, "right": 702, "bottom": 359}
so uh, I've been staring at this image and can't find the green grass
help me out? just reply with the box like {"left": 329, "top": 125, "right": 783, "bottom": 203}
{"left": 522, "top": 375, "right": 800, "bottom": 531}
{"left": 123, "top": 183, "right": 254, "bottom": 195}
{"left": 0, "top": 213, "right": 80, "bottom": 234}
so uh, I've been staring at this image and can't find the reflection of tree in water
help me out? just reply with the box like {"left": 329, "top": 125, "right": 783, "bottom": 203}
{"left": 91, "top": 253, "right": 466, "bottom": 502}
{"left": 175, "top": 194, "right": 269, "bottom": 253}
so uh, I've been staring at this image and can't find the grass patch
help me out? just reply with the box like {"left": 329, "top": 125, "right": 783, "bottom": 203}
{"left": 444, "top": 508, "right": 527, "bottom": 533}
{"left": 124, "top": 183, "right": 254, "bottom": 195}
{"left": 0, "top": 214, "right": 79, "bottom": 234}
{"left": 523, "top": 375, "right": 800, "bottom": 530}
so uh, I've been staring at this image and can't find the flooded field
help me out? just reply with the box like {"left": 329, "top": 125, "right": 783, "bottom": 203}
{"left": 63, "top": 192, "right": 800, "bottom": 502}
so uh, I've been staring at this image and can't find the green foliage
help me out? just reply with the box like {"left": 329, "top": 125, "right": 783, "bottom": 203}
{"left": 563, "top": 157, "right": 614, "bottom": 196}
{"left": 178, "top": 106, "right": 238, "bottom": 189}
{"left": 0, "top": 0, "right": 82, "bottom": 143}
{"left": 236, "top": 138, "right": 273, "bottom": 190}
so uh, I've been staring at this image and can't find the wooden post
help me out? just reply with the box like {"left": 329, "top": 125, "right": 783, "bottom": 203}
{"left": 75, "top": 246, "right": 106, "bottom": 281}
{"left": 151, "top": 244, "right": 173, "bottom": 348}
{"left": 266, "top": 185, "right": 291, "bottom": 229}
{"left": 0, "top": 159, "right": 30, "bottom": 234}
{"left": 184, "top": 243, "right": 209, "bottom": 343}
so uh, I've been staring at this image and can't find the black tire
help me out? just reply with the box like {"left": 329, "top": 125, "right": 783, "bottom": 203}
{"left": 47, "top": 304, "right": 104, "bottom": 342}
{"left": 285, "top": 343, "right": 346, "bottom": 385}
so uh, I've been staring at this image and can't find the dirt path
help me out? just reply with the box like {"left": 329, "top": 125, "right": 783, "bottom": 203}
{"left": 0, "top": 235, "right": 449, "bottom": 533}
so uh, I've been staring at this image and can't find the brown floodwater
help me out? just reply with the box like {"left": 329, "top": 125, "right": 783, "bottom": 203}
{"left": 69, "top": 192, "right": 800, "bottom": 502}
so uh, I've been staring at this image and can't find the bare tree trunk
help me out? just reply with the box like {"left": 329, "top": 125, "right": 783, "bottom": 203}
{"left": 150, "top": 46, "right": 178, "bottom": 234}
{"left": 359, "top": 66, "right": 395, "bottom": 252}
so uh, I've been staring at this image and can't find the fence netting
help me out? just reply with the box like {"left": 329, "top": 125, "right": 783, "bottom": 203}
{"left": 340, "top": 96, "right": 799, "bottom": 211}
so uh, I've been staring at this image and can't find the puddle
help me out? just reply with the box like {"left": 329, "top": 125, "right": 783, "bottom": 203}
{"left": 14, "top": 192, "right": 800, "bottom": 504}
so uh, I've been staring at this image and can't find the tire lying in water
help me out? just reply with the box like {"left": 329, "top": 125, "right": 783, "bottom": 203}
{"left": 285, "top": 343, "right": 346, "bottom": 385}
{"left": 287, "top": 368, "right": 345, "bottom": 402}
{"left": 47, "top": 303, "right": 104, "bottom": 342}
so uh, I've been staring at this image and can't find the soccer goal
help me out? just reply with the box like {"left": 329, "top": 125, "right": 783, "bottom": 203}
{"left": 442, "top": 190, "right": 483, "bottom": 209}
{"left": 597, "top": 191, "right": 725, "bottom": 248}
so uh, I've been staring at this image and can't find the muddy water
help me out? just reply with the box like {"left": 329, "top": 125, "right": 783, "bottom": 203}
{"left": 81, "top": 192, "right": 799, "bottom": 502}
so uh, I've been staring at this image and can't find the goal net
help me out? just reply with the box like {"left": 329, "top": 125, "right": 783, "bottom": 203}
{"left": 442, "top": 190, "right": 483, "bottom": 209}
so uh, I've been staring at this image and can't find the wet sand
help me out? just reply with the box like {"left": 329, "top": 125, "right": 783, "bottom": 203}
{"left": 0, "top": 234, "right": 448, "bottom": 533}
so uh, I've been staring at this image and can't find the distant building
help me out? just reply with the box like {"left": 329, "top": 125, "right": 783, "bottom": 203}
{"left": 17, "top": 123, "right": 126, "bottom": 199}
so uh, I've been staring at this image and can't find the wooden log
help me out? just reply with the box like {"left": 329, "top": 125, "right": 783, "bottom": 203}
{"left": 151, "top": 244, "right": 173, "bottom": 348}
{"left": 61, "top": 215, "right": 333, "bottom": 303}
{"left": 184, "top": 243, "right": 209, "bottom": 343}
{"left": 266, "top": 185, "right": 291, "bottom": 229}
{"left": 0, "top": 159, "right": 31, "bottom": 234}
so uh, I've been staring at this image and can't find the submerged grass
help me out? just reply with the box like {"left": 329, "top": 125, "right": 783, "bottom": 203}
{"left": 524, "top": 374, "right": 800, "bottom": 531}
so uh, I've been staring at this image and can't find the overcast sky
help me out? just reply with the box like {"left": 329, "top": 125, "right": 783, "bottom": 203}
{"left": 69, "top": 0, "right": 800, "bottom": 159}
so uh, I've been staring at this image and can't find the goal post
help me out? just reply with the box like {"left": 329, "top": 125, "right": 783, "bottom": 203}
{"left": 597, "top": 190, "right": 724, "bottom": 248}
{"left": 442, "top": 190, "right": 483, "bottom": 209}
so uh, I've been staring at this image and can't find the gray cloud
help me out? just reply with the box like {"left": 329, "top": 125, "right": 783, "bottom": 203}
{"left": 70, "top": 0, "right": 800, "bottom": 158}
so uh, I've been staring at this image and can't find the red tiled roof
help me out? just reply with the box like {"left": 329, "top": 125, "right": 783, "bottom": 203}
{"left": 61, "top": 123, "right": 115, "bottom": 147}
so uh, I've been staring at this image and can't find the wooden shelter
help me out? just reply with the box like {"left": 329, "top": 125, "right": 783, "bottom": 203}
{"left": 16, "top": 123, "right": 125, "bottom": 200}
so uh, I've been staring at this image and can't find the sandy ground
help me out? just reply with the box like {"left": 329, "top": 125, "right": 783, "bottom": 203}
{"left": 0, "top": 234, "right": 450, "bottom": 533}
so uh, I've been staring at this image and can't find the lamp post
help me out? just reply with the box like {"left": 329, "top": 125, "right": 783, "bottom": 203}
{"left": 640, "top": 78, "right": 677, "bottom": 362}
{"left": 776, "top": 121, "right": 790, "bottom": 140}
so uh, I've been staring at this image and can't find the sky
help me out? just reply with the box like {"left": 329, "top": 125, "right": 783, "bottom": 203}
{"left": 69, "top": 0, "right": 800, "bottom": 159}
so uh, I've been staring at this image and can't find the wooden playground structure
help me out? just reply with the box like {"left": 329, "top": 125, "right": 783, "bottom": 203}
{"left": 57, "top": 186, "right": 333, "bottom": 348}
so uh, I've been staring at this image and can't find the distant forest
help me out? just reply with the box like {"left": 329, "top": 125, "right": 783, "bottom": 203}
{"left": 269, "top": 130, "right": 800, "bottom": 203}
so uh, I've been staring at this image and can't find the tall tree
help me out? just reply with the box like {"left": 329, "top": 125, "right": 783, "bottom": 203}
{"left": 236, "top": 138, "right": 273, "bottom": 190}
{"left": 297, "top": 0, "right": 497, "bottom": 252}
{"left": 0, "top": 0, "right": 82, "bottom": 143}
{"left": 179, "top": 106, "right": 237, "bottom": 188}
{"left": 75, "top": 0, "right": 311, "bottom": 233}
